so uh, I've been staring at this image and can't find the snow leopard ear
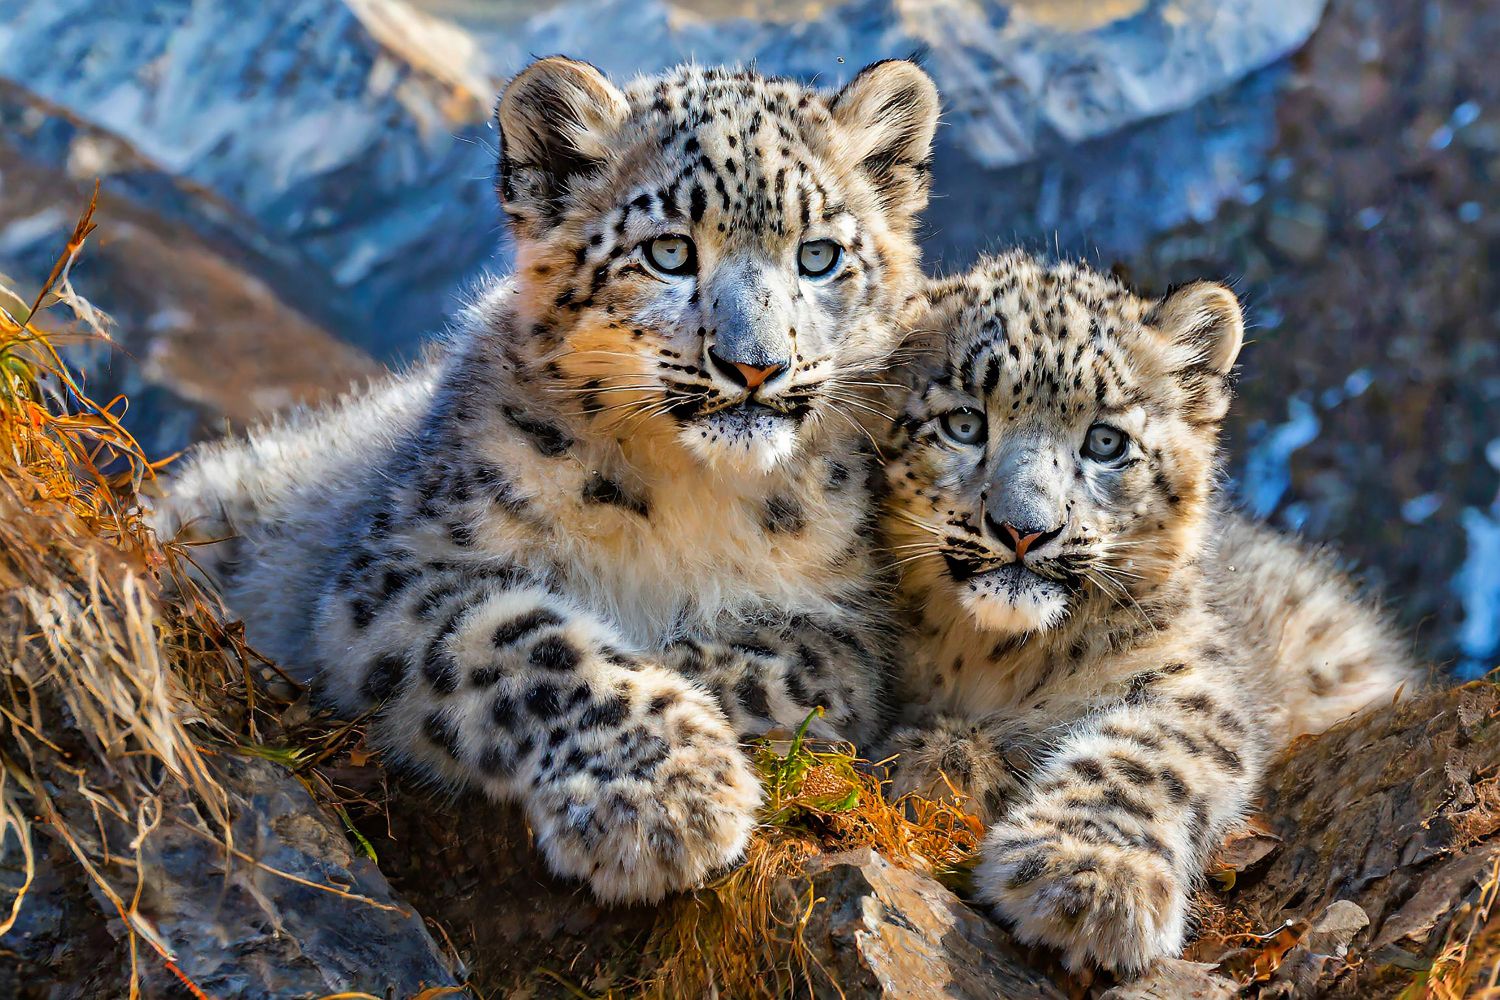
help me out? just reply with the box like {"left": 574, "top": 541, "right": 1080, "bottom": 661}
{"left": 496, "top": 56, "right": 629, "bottom": 233}
{"left": 1150, "top": 281, "right": 1244, "bottom": 375}
{"left": 830, "top": 60, "right": 940, "bottom": 218}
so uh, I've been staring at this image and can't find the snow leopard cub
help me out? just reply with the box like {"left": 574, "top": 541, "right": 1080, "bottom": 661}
{"left": 883, "top": 251, "right": 1420, "bottom": 972}
{"left": 158, "top": 57, "right": 940, "bottom": 903}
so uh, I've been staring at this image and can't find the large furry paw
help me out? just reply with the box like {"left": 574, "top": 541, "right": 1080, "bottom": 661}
{"left": 975, "top": 822, "right": 1187, "bottom": 973}
{"left": 887, "top": 716, "right": 1032, "bottom": 822}
{"left": 525, "top": 673, "right": 761, "bottom": 903}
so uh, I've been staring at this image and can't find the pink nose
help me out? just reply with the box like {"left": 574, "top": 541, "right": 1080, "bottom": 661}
{"left": 707, "top": 345, "right": 787, "bottom": 390}
{"left": 730, "top": 361, "right": 783, "bottom": 389}
{"left": 1002, "top": 523, "right": 1046, "bottom": 559}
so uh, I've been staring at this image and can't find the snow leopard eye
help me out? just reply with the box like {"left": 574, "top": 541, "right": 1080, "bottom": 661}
{"left": 797, "top": 239, "right": 843, "bottom": 279}
{"left": 938, "top": 408, "right": 986, "bottom": 446}
{"left": 1082, "top": 423, "right": 1129, "bottom": 462}
{"left": 643, "top": 235, "right": 696, "bottom": 277}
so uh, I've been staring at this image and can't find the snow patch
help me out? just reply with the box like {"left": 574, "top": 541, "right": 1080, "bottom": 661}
{"left": 1241, "top": 395, "right": 1321, "bottom": 518}
{"left": 0, "top": 209, "right": 69, "bottom": 256}
{"left": 1457, "top": 505, "right": 1500, "bottom": 680}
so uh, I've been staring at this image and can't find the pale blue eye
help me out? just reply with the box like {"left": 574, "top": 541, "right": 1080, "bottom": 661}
{"left": 1082, "top": 423, "right": 1128, "bottom": 461}
{"left": 939, "top": 408, "right": 985, "bottom": 445}
{"left": 645, "top": 235, "right": 695, "bottom": 276}
{"left": 798, "top": 239, "right": 842, "bottom": 278}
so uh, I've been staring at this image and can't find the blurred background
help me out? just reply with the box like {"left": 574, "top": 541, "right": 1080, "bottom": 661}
{"left": 0, "top": 0, "right": 1493, "bottom": 676}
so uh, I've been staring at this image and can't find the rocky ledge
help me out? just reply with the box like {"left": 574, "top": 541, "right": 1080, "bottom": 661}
{"left": 9, "top": 678, "right": 1489, "bottom": 998}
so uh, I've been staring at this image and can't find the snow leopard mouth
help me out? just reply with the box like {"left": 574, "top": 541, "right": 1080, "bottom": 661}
{"left": 944, "top": 557, "right": 1077, "bottom": 605}
{"left": 713, "top": 397, "right": 809, "bottom": 421}
{"left": 945, "top": 556, "right": 1037, "bottom": 588}
{"left": 948, "top": 559, "right": 1075, "bottom": 633}
{"left": 691, "top": 399, "right": 807, "bottom": 440}
{"left": 676, "top": 393, "right": 819, "bottom": 472}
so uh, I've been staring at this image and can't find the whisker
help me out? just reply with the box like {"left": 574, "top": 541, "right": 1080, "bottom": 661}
{"left": 886, "top": 513, "right": 948, "bottom": 541}
{"left": 878, "top": 541, "right": 944, "bottom": 554}
{"left": 543, "top": 383, "right": 662, "bottom": 396}
{"left": 820, "top": 401, "right": 883, "bottom": 455}
{"left": 822, "top": 392, "right": 896, "bottom": 425}
{"left": 1082, "top": 569, "right": 1158, "bottom": 636}
{"left": 888, "top": 552, "right": 943, "bottom": 570}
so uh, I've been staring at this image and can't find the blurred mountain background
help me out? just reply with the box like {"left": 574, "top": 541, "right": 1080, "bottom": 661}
{"left": 0, "top": 0, "right": 1494, "bottom": 676}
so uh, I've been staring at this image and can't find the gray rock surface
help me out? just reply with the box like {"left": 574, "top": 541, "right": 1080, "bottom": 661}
{"left": 1100, "top": 960, "right": 1238, "bottom": 999}
{"left": 131, "top": 755, "right": 466, "bottom": 999}
{"left": 0, "top": 89, "right": 380, "bottom": 459}
{"left": 784, "top": 848, "right": 1066, "bottom": 999}
{"left": 2, "top": 755, "right": 465, "bottom": 1000}
{"left": 0, "top": 0, "right": 499, "bottom": 358}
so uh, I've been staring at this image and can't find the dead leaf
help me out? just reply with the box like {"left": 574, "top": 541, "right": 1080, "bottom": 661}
{"left": 1305, "top": 899, "right": 1369, "bottom": 958}
{"left": 1216, "top": 816, "right": 1283, "bottom": 873}
{"left": 1215, "top": 918, "right": 1311, "bottom": 984}
{"left": 348, "top": 738, "right": 373, "bottom": 768}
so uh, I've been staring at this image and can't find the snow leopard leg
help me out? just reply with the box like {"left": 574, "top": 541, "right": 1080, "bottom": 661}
{"left": 321, "top": 562, "right": 760, "bottom": 904}
{"left": 974, "top": 664, "right": 1267, "bottom": 973}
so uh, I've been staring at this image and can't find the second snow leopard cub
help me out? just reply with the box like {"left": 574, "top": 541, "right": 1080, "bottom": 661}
{"left": 160, "top": 58, "right": 940, "bottom": 903}
{"left": 884, "top": 252, "right": 1420, "bottom": 973}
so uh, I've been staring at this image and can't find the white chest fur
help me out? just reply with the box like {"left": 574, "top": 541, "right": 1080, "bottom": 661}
{"left": 470, "top": 420, "right": 860, "bottom": 651}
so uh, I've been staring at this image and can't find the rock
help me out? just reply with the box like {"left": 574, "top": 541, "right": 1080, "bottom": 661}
{"left": 0, "top": 82, "right": 380, "bottom": 458}
{"left": 1100, "top": 960, "right": 1238, "bottom": 999}
{"left": 124, "top": 755, "right": 467, "bottom": 999}
{"left": 782, "top": 847, "right": 1065, "bottom": 999}
{"left": 1305, "top": 900, "right": 1370, "bottom": 958}
{"left": 0, "top": 0, "right": 1327, "bottom": 358}
{"left": 1119, "top": 0, "right": 1500, "bottom": 674}
{"left": 361, "top": 784, "right": 657, "bottom": 995}
{"left": 2, "top": 754, "right": 468, "bottom": 1000}
{"left": 1264, "top": 201, "right": 1331, "bottom": 260}
{"left": 1215, "top": 680, "right": 1500, "bottom": 997}
{"left": 0, "top": 835, "right": 133, "bottom": 999}
{"left": 0, "top": 0, "right": 499, "bottom": 359}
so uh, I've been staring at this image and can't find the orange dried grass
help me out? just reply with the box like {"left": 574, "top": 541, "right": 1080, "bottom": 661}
{"left": 1409, "top": 855, "right": 1500, "bottom": 999}
{"left": 638, "top": 710, "right": 983, "bottom": 999}
{"left": 0, "top": 192, "right": 272, "bottom": 997}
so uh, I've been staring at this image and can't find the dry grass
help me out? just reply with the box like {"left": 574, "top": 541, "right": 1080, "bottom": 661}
{"left": 636, "top": 709, "right": 983, "bottom": 999}
{"left": 0, "top": 192, "right": 286, "bottom": 997}
{"left": 1403, "top": 855, "right": 1500, "bottom": 1000}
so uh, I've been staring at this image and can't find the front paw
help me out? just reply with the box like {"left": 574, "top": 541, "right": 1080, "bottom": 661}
{"left": 887, "top": 717, "right": 1028, "bottom": 822}
{"left": 975, "top": 822, "right": 1186, "bottom": 973}
{"left": 527, "top": 677, "right": 761, "bottom": 903}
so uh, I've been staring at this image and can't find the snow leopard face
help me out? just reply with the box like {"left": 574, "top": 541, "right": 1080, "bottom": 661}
{"left": 888, "top": 252, "right": 1244, "bottom": 635}
{"left": 495, "top": 58, "right": 938, "bottom": 474}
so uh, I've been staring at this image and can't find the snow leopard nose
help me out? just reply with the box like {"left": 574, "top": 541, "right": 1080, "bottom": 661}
{"left": 707, "top": 348, "right": 786, "bottom": 390}
{"left": 985, "top": 513, "right": 1063, "bottom": 559}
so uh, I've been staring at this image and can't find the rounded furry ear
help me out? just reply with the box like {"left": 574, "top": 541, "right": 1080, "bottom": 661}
{"left": 496, "top": 57, "right": 629, "bottom": 229}
{"left": 1149, "top": 281, "right": 1244, "bottom": 374}
{"left": 830, "top": 60, "right": 941, "bottom": 215}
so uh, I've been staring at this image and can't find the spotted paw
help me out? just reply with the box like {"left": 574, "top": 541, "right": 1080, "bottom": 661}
{"left": 974, "top": 822, "right": 1187, "bottom": 973}
{"left": 887, "top": 716, "right": 1031, "bottom": 822}
{"left": 525, "top": 672, "right": 761, "bottom": 903}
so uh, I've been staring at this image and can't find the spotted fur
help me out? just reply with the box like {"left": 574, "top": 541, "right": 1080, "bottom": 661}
{"left": 882, "top": 251, "right": 1420, "bottom": 972}
{"left": 156, "top": 57, "right": 940, "bottom": 903}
